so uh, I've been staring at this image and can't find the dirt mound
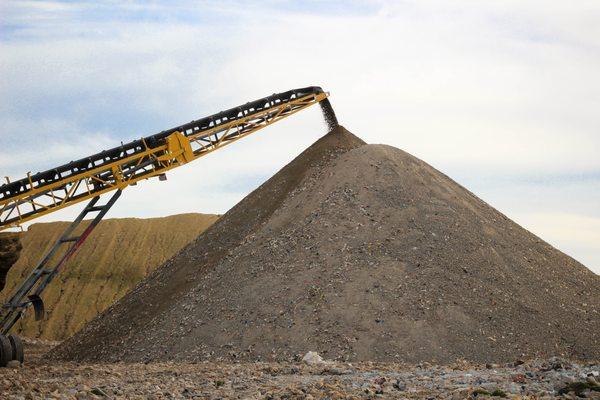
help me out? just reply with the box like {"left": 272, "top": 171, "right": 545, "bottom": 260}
{"left": 53, "top": 127, "right": 600, "bottom": 364}
{"left": 1, "top": 213, "right": 218, "bottom": 340}
{"left": 0, "top": 232, "right": 22, "bottom": 291}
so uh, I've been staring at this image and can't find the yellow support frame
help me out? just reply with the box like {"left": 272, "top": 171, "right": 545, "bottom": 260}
{"left": 0, "top": 91, "right": 328, "bottom": 231}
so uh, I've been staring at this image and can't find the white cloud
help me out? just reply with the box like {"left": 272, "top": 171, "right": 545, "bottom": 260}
{"left": 0, "top": 1, "right": 599, "bottom": 273}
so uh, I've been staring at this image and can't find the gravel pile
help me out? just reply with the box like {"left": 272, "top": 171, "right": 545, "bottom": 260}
{"left": 53, "top": 126, "right": 600, "bottom": 364}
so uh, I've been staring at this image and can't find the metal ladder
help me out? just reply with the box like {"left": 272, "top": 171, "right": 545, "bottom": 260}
{"left": 0, "top": 189, "right": 122, "bottom": 335}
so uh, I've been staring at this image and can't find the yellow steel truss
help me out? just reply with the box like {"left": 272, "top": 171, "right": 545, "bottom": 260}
{"left": 0, "top": 91, "right": 328, "bottom": 231}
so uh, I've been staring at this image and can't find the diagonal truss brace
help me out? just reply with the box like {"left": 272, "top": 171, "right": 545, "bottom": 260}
{"left": 0, "top": 190, "right": 122, "bottom": 335}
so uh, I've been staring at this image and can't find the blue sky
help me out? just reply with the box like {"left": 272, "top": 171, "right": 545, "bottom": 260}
{"left": 1, "top": 0, "right": 599, "bottom": 274}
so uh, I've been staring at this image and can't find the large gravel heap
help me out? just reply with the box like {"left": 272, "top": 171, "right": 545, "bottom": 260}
{"left": 54, "top": 126, "right": 600, "bottom": 364}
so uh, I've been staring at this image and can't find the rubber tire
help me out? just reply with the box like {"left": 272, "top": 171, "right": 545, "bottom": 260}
{"left": 8, "top": 335, "right": 23, "bottom": 364}
{"left": 0, "top": 335, "right": 12, "bottom": 367}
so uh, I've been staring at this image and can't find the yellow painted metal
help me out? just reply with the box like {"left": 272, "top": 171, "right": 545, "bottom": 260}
{"left": 164, "top": 131, "right": 194, "bottom": 164}
{"left": 0, "top": 91, "right": 329, "bottom": 231}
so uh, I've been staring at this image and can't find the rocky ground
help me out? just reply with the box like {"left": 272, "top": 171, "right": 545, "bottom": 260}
{"left": 2, "top": 341, "right": 599, "bottom": 399}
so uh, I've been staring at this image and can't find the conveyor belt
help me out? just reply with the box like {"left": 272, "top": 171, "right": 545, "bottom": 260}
{"left": 0, "top": 86, "right": 329, "bottom": 230}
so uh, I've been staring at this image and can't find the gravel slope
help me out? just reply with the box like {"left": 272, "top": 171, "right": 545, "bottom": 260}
{"left": 53, "top": 127, "right": 600, "bottom": 364}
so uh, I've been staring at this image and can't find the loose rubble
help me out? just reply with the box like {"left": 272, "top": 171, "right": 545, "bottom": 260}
{"left": 4, "top": 343, "right": 600, "bottom": 399}
{"left": 302, "top": 351, "right": 326, "bottom": 365}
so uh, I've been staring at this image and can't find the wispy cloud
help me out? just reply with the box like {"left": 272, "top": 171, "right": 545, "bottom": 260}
{"left": 0, "top": 0, "right": 599, "bottom": 273}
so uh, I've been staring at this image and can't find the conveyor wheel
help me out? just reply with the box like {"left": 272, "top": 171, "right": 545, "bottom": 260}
{"left": 0, "top": 334, "right": 12, "bottom": 367}
{"left": 8, "top": 334, "right": 23, "bottom": 364}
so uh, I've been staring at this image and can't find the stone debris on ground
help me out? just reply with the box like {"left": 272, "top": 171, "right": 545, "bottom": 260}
{"left": 302, "top": 351, "right": 327, "bottom": 365}
{"left": 53, "top": 126, "right": 600, "bottom": 364}
{"left": 3, "top": 344, "right": 600, "bottom": 400}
